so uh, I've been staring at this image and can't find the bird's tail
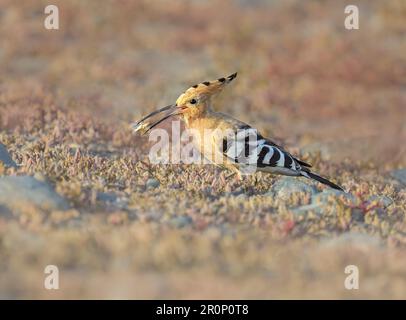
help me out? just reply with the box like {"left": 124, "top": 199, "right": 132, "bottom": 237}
{"left": 300, "top": 170, "right": 344, "bottom": 191}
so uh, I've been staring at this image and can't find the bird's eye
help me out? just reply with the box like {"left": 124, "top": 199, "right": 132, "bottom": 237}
{"left": 190, "top": 99, "right": 197, "bottom": 105}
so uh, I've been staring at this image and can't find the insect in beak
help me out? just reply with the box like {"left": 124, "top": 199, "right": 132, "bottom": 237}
{"left": 132, "top": 104, "right": 186, "bottom": 135}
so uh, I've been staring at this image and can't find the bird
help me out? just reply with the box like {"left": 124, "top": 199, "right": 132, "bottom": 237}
{"left": 133, "top": 73, "right": 344, "bottom": 191}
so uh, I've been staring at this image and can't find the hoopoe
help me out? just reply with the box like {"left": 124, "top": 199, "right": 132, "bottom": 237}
{"left": 133, "top": 73, "right": 343, "bottom": 191}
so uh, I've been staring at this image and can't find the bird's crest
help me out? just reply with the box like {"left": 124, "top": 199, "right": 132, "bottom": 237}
{"left": 176, "top": 72, "right": 237, "bottom": 105}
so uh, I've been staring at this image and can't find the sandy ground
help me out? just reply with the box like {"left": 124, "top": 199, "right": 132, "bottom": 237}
{"left": 0, "top": 0, "right": 406, "bottom": 299}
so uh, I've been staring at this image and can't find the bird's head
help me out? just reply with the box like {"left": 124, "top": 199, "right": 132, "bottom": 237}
{"left": 175, "top": 72, "right": 237, "bottom": 120}
{"left": 133, "top": 73, "right": 237, "bottom": 134}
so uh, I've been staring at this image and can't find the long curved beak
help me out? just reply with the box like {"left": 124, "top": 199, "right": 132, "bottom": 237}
{"left": 132, "top": 104, "right": 183, "bottom": 135}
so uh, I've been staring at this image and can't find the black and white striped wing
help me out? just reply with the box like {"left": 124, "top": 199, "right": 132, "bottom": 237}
{"left": 222, "top": 127, "right": 305, "bottom": 175}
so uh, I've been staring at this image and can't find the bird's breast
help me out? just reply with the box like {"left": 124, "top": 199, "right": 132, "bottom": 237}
{"left": 185, "top": 117, "right": 228, "bottom": 163}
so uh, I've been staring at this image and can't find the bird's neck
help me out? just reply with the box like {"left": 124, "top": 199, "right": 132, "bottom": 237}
{"left": 183, "top": 103, "right": 212, "bottom": 127}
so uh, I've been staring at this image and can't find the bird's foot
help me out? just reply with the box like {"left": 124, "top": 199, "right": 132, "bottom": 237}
{"left": 225, "top": 171, "right": 243, "bottom": 181}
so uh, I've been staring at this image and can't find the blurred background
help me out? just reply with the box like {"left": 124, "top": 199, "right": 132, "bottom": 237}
{"left": 1, "top": 0, "right": 405, "bottom": 163}
{"left": 0, "top": 0, "right": 405, "bottom": 299}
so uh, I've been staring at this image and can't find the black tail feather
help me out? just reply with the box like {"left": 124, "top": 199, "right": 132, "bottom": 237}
{"left": 301, "top": 170, "right": 344, "bottom": 191}
{"left": 295, "top": 158, "right": 312, "bottom": 168}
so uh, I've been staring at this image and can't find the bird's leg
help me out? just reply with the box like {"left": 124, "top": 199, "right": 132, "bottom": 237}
{"left": 235, "top": 171, "right": 243, "bottom": 181}
{"left": 225, "top": 171, "right": 237, "bottom": 180}
{"left": 225, "top": 167, "right": 243, "bottom": 181}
